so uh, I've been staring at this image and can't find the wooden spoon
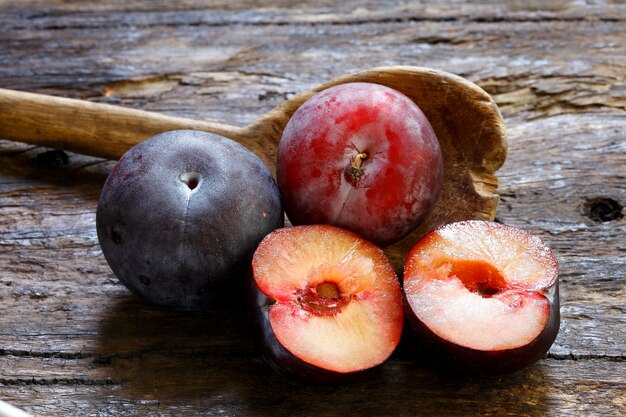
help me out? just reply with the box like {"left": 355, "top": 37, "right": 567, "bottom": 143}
{"left": 0, "top": 66, "right": 507, "bottom": 269}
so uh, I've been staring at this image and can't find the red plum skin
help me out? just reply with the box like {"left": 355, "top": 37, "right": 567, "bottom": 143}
{"left": 278, "top": 82, "right": 443, "bottom": 246}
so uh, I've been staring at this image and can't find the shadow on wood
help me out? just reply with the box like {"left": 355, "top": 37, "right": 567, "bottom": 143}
{"left": 0, "top": 141, "right": 111, "bottom": 205}
{"left": 94, "top": 296, "right": 550, "bottom": 415}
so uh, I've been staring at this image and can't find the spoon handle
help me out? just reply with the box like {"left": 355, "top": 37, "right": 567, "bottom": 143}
{"left": 0, "top": 88, "right": 247, "bottom": 160}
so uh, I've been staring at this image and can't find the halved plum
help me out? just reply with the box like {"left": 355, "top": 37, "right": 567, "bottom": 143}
{"left": 403, "top": 220, "right": 559, "bottom": 373}
{"left": 250, "top": 225, "right": 404, "bottom": 382}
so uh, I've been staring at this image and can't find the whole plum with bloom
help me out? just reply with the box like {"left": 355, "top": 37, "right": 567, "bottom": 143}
{"left": 96, "top": 130, "right": 283, "bottom": 309}
{"left": 277, "top": 82, "right": 443, "bottom": 246}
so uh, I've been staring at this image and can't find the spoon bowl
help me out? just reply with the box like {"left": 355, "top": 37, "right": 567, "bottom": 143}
{"left": 0, "top": 66, "right": 507, "bottom": 269}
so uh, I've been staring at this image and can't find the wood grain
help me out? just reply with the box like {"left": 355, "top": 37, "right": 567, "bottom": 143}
{"left": 0, "top": 1, "right": 624, "bottom": 416}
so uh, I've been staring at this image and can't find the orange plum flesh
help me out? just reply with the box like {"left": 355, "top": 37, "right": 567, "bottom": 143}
{"left": 403, "top": 221, "right": 560, "bottom": 373}
{"left": 251, "top": 225, "right": 404, "bottom": 380}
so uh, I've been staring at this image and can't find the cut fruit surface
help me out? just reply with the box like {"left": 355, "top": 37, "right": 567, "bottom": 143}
{"left": 404, "top": 278, "right": 550, "bottom": 350}
{"left": 405, "top": 221, "right": 558, "bottom": 292}
{"left": 404, "top": 220, "right": 559, "bottom": 354}
{"left": 252, "top": 225, "right": 403, "bottom": 375}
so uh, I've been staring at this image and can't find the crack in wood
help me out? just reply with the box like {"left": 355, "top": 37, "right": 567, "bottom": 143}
{"left": 0, "top": 349, "right": 96, "bottom": 359}
{"left": 0, "top": 377, "right": 116, "bottom": 386}
{"left": 2, "top": 348, "right": 624, "bottom": 363}
{"left": 546, "top": 353, "right": 626, "bottom": 362}
{"left": 7, "top": 14, "right": 623, "bottom": 32}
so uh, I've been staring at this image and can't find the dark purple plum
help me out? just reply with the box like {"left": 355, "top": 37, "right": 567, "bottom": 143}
{"left": 96, "top": 130, "right": 283, "bottom": 309}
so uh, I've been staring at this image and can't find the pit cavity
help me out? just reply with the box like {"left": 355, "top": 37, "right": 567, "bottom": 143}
{"left": 444, "top": 259, "right": 507, "bottom": 297}
{"left": 180, "top": 172, "right": 202, "bottom": 191}
{"left": 298, "top": 281, "right": 348, "bottom": 316}
{"left": 316, "top": 282, "right": 340, "bottom": 299}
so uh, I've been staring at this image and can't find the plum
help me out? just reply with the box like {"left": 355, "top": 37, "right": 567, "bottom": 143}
{"left": 403, "top": 221, "right": 560, "bottom": 373}
{"left": 277, "top": 82, "right": 443, "bottom": 247}
{"left": 96, "top": 130, "right": 283, "bottom": 309}
{"left": 249, "top": 225, "right": 404, "bottom": 382}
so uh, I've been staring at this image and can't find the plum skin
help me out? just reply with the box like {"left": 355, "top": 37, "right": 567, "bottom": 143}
{"left": 248, "top": 282, "right": 367, "bottom": 383}
{"left": 277, "top": 82, "right": 443, "bottom": 247}
{"left": 96, "top": 130, "right": 283, "bottom": 309}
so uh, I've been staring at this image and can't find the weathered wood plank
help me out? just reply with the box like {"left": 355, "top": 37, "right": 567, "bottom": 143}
{"left": 0, "top": 6, "right": 623, "bottom": 124}
{"left": 2, "top": 0, "right": 625, "bottom": 22}
{"left": 0, "top": 1, "right": 624, "bottom": 416}
{"left": 0, "top": 356, "right": 624, "bottom": 417}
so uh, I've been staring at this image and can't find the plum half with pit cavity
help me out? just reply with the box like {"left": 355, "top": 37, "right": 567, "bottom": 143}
{"left": 403, "top": 220, "right": 560, "bottom": 373}
{"left": 249, "top": 225, "right": 404, "bottom": 382}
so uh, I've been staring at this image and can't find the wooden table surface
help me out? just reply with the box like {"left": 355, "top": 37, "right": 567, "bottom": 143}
{"left": 0, "top": 1, "right": 624, "bottom": 416}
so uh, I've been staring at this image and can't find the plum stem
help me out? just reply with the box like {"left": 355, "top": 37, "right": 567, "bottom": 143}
{"left": 348, "top": 152, "right": 368, "bottom": 182}
{"left": 352, "top": 152, "right": 368, "bottom": 170}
